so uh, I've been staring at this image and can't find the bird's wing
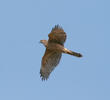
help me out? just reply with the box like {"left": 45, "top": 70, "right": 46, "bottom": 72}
{"left": 40, "top": 49, "right": 62, "bottom": 80}
{"left": 48, "top": 25, "right": 66, "bottom": 45}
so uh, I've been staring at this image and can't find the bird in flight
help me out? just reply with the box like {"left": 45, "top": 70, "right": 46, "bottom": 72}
{"left": 40, "top": 25, "right": 82, "bottom": 80}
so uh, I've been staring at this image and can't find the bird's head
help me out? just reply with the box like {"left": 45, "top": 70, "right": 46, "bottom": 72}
{"left": 40, "top": 40, "right": 48, "bottom": 47}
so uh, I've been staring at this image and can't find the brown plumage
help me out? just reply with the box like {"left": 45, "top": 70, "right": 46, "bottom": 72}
{"left": 40, "top": 25, "right": 82, "bottom": 80}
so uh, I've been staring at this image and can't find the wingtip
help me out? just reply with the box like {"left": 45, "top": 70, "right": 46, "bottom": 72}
{"left": 52, "top": 24, "right": 63, "bottom": 31}
{"left": 40, "top": 70, "right": 49, "bottom": 81}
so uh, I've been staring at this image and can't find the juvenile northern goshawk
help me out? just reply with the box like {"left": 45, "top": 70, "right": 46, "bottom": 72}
{"left": 40, "top": 25, "right": 82, "bottom": 80}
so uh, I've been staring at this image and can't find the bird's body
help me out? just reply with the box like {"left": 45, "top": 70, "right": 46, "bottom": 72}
{"left": 40, "top": 25, "right": 82, "bottom": 80}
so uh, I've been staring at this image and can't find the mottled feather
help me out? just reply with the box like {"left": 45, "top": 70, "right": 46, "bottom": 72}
{"left": 48, "top": 25, "right": 66, "bottom": 45}
{"left": 40, "top": 49, "right": 62, "bottom": 80}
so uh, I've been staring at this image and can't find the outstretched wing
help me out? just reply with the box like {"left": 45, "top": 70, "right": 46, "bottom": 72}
{"left": 48, "top": 25, "right": 66, "bottom": 45}
{"left": 40, "top": 49, "right": 62, "bottom": 80}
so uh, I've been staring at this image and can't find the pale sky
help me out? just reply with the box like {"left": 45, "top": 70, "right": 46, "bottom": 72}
{"left": 0, "top": 0, "right": 110, "bottom": 100}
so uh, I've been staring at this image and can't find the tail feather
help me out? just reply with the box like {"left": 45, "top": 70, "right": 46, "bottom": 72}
{"left": 64, "top": 48, "right": 82, "bottom": 57}
{"left": 68, "top": 50, "right": 82, "bottom": 57}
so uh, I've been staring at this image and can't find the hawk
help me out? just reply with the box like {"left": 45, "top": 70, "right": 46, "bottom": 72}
{"left": 40, "top": 25, "right": 82, "bottom": 80}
